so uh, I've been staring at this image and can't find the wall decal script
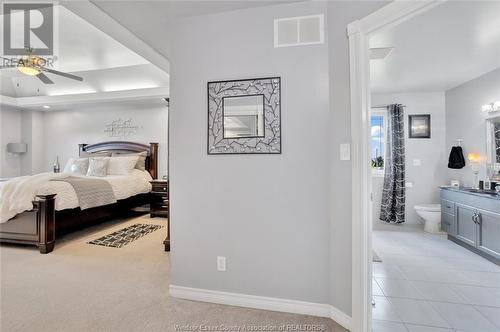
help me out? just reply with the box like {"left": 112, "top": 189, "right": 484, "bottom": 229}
{"left": 104, "top": 118, "right": 139, "bottom": 138}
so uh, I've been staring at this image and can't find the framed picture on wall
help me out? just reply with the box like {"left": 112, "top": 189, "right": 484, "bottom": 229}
{"left": 408, "top": 114, "right": 431, "bottom": 139}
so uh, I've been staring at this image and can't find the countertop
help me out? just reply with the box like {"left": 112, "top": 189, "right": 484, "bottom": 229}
{"left": 440, "top": 186, "right": 500, "bottom": 200}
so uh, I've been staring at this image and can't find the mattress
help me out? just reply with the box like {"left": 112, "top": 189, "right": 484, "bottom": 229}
{"left": 0, "top": 170, "right": 153, "bottom": 223}
{"left": 37, "top": 169, "right": 153, "bottom": 211}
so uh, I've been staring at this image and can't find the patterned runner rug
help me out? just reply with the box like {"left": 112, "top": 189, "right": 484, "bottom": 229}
{"left": 88, "top": 223, "right": 163, "bottom": 248}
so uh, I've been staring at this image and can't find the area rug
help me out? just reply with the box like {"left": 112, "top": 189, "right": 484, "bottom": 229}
{"left": 373, "top": 250, "right": 382, "bottom": 262}
{"left": 88, "top": 223, "right": 163, "bottom": 248}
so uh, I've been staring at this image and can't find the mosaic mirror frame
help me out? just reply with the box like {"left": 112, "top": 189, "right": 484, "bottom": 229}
{"left": 207, "top": 77, "right": 281, "bottom": 155}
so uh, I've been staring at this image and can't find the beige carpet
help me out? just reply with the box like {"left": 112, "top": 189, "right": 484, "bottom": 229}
{"left": 0, "top": 214, "right": 346, "bottom": 332}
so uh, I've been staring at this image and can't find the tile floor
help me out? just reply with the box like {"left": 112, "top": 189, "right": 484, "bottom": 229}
{"left": 372, "top": 223, "right": 500, "bottom": 332}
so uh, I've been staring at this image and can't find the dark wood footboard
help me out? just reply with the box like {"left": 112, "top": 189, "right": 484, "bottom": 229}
{"left": 0, "top": 193, "right": 151, "bottom": 254}
{"left": 0, "top": 194, "right": 56, "bottom": 254}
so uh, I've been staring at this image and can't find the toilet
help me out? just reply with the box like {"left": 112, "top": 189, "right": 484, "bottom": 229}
{"left": 414, "top": 204, "right": 442, "bottom": 233}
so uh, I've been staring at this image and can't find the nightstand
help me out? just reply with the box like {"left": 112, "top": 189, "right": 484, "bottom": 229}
{"left": 150, "top": 179, "right": 170, "bottom": 251}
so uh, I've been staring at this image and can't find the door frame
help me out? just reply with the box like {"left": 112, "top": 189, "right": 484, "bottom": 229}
{"left": 347, "top": 2, "right": 445, "bottom": 331}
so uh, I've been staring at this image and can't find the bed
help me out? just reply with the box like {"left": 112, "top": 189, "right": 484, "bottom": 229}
{"left": 0, "top": 141, "right": 159, "bottom": 254}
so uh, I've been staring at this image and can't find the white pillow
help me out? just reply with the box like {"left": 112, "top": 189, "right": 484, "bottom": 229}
{"left": 87, "top": 157, "right": 109, "bottom": 177}
{"left": 107, "top": 156, "right": 139, "bottom": 175}
{"left": 63, "top": 158, "right": 89, "bottom": 175}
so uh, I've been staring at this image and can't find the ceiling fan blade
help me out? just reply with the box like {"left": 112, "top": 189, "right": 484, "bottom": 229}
{"left": 37, "top": 72, "right": 54, "bottom": 84}
{"left": 42, "top": 68, "right": 83, "bottom": 82}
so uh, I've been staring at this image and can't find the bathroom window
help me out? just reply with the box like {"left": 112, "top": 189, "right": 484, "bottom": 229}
{"left": 371, "top": 112, "right": 386, "bottom": 177}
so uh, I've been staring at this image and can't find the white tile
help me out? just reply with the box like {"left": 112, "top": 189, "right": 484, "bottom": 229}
{"left": 388, "top": 297, "right": 451, "bottom": 328}
{"left": 405, "top": 324, "right": 453, "bottom": 332}
{"left": 439, "top": 257, "right": 500, "bottom": 273}
{"left": 373, "top": 263, "right": 406, "bottom": 279}
{"left": 460, "top": 271, "right": 500, "bottom": 288}
{"left": 377, "top": 278, "right": 425, "bottom": 299}
{"left": 411, "top": 281, "right": 465, "bottom": 303}
{"left": 430, "top": 301, "right": 499, "bottom": 332}
{"left": 450, "top": 284, "right": 500, "bottom": 307}
{"left": 372, "top": 320, "right": 408, "bottom": 332}
{"left": 474, "top": 306, "right": 500, "bottom": 329}
{"left": 373, "top": 279, "right": 384, "bottom": 296}
{"left": 372, "top": 296, "right": 401, "bottom": 322}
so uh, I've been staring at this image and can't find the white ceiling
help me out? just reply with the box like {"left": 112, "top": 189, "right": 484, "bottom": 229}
{"left": 92, "top": 0, "right": 303, "bottom": 60}
{"left": 370, "top": 1, "right": 500, "bottom": 94}
{"left": 0, "top": 4, "right": 168, "bottom": 98}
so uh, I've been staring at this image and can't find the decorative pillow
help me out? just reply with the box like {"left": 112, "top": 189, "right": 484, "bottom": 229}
{"left": 107, "top": 156, "right": 139, "bottom": 175}
{"left": 86, "top": 157, "right": 109, "bottom": 177}
{"left": 111, "top": 151, "right": 147, "bottom": 171}
{"left": 63, "top": 158, "right": 89, "bottom": 175}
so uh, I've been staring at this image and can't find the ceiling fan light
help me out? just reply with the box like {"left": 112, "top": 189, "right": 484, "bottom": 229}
{"left": 17, "top": 66, "right": 41, "bottom": 76}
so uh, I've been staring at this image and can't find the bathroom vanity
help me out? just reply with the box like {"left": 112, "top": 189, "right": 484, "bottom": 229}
{"left": 440, "top": 187, "right": 500, "bottom": 264}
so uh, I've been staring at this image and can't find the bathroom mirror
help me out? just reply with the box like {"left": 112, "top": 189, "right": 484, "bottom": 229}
{"left": 486, "top": 115, "right": 500, "bottom": 165}
{"left": 223, "top": 95, "right": 264, "bottom": 138}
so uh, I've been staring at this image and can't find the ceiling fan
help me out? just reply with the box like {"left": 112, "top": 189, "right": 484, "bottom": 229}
{"left": 0, "top": 48, "right": 83, "bottom": 84}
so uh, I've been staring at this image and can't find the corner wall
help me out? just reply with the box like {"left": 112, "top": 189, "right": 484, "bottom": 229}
{"left": 43, "top": 105, "right": 168, "bottom": 177}
{"left": 371, "top": 92, "right": 447, "bottom": 225}
{"left": 445, "top": 68, "right": 500, "bottom": 186}
{"left": 169, "top": 1, "right": 331, "bottom": 304}
{"left": 0, "top": 107, "right": 22, "bottom": 178}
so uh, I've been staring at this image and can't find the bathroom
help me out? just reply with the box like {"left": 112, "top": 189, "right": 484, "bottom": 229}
{"left": 368, "top": 2, "right": 500, "bottom": 331}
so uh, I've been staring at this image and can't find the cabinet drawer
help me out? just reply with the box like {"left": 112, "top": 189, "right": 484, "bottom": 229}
{"left": 152, "top": 182, "right": 168, "bottom": 193}
{"left": 441, "top": 212, "right": 455, "bottom": 235}
{"left": 441, "top": 200, "right": 455, "bottom": 215}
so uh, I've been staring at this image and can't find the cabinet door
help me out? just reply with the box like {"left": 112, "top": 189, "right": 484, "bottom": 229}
{"left": 456, "top": 204, "right": 477, "bottom": 247}
{"left": 477, "top": 208, "right": 500, "bottom": 260}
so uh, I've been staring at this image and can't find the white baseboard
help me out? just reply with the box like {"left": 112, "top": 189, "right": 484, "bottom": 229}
{"left": 169, "top": 285, "right": 352, "bottom": 331}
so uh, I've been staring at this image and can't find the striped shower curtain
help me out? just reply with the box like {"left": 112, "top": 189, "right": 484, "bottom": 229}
{"left": 380, "top": 104, "right": 406, "bottom": 223}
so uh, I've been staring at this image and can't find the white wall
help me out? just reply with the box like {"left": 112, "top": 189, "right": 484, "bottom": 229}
{"left": 327, "top": 0, "right": 389, "bottom": 314}
{"left": 43, "top": 105, "right": 168, "bottom": 176}
{"left": 20, "top": 110, "right": 46, "bottom": 176}
{"left": 371, "top": 93, "right": 447, "bottom": 225}
{"left": 170, "top": 1, "right": 330, "bottom": 304}
{"left": 445, "top": 68, "right": 500, "bottom": 186}
{"left": 0, "top": 107, "right": 22, "bottom": 178}
{"left": 168, "top": 0, "right": 388, "bottom": 315}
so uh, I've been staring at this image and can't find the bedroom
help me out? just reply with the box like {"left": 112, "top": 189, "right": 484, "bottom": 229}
{"left": 0, "top": 2, "right": 170, "bottom": 250}
{"left": 3, "top": 1, "right": 500, "bottom": 332}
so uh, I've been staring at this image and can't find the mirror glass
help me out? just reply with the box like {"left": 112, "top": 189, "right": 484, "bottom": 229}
{"left": 223, "top": 95, "right": 264, "bottom": 138}
{"left": 490, "top": 117, "right": 500, "bottom": 163}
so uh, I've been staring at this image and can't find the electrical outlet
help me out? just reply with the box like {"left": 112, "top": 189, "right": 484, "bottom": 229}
{"left": 217, "top": 256, "right": 226, "bottom": 271}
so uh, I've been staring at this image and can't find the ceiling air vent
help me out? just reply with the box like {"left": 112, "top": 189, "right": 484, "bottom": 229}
{"left": 274, "top": 14, "right": 324, "bottom": 48}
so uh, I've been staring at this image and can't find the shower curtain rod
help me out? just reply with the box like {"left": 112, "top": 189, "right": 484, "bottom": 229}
{"left": 371, "top": 105, "right": 406, "bottom": 109}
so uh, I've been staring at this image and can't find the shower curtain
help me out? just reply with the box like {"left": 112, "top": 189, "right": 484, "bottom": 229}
{"left": 380, "top": 104, "right": 406, "bottom": 223}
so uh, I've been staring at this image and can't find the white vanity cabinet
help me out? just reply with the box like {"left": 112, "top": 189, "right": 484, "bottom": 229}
{"left": 441, "top": 188, "right": 500, "bottom": 264}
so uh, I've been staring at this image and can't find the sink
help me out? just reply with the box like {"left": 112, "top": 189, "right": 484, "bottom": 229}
{"left": 462, "top": 188, "right": 499, "bottom": 196}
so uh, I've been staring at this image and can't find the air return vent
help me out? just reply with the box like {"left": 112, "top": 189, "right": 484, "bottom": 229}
{"left": 274, "top": 14, "right": 324, "bottom": 48}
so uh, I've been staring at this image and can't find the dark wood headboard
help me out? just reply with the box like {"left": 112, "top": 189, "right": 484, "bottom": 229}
{"left": 78, "top": 141, "right": 159, "bottom": 179}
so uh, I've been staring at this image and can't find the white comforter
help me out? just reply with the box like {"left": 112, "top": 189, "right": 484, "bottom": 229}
{"left": 0, "top": 170, "right": 152, "bottom": 223}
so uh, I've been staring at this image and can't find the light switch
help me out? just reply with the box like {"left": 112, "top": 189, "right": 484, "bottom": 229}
{"left": 340, "top": 143, "right": 350, "bottom": 161}
{"left": 413, "top": 159, "right": 422, "bottom": 166}
{"left": 405, "top": 182, "right": 413, "bottom": 188}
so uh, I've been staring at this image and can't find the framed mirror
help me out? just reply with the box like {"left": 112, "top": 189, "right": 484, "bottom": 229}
{"left": 208, "top": 77, "right": 281, "bottom": 154}
{"left": 486, "top": 114, "right": 500, "bottom": 164}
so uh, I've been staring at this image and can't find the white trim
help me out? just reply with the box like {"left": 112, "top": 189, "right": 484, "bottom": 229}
{"left": 62, "top": 1, "right": 170, "bottom": 74}
{"left": 170, "top": 285, "right": 352, "bottom": 331}
{"left": 347, "top": 1, "right": 446, "bottom": 331}
{"left": 1, "top": 87, "right": 168, "bottom": 109}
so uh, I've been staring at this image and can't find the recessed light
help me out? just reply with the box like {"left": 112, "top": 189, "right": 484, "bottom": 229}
{"left": 42, "top": 105, "right": 50, "bottom": 109}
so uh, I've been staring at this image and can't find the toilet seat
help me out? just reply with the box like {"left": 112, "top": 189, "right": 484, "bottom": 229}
{"left": 414, "top": 204, "right": 441, "bottom": 212}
